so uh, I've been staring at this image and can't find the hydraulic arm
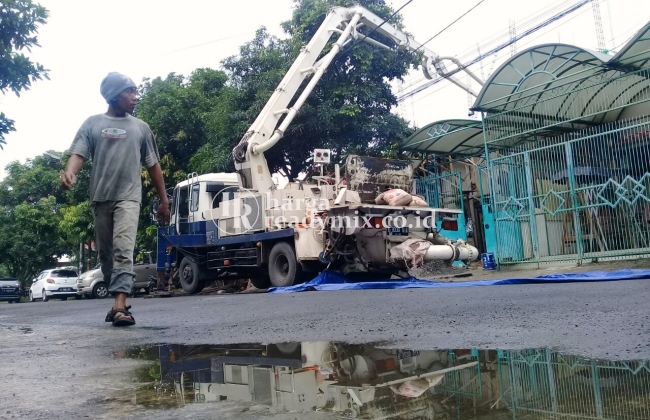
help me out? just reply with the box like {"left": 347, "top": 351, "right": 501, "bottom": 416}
{"left": 231, "top": 5, "right": 483, "bottom": 193}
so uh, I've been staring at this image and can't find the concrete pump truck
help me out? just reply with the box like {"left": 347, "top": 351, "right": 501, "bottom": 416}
{"left": 152, "top": 5, "right": 483, "bottom": 293}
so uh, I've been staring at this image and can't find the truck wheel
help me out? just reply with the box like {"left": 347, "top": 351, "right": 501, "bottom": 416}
{"left": 275, "top": 343, "right": 300, "bottom": 355}
{"left": 250, "top": 275, "right": 270, "bottom": 289}
{"left": 179, "top": 258, "right": 205, "bottom": 294}
{"left": 268, "top": 242, "right": 300, "bottom": 287}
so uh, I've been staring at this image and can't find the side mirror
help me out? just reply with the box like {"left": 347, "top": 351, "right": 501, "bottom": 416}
{"left": 32, "top": 279, "right": 37, "bottom": 283}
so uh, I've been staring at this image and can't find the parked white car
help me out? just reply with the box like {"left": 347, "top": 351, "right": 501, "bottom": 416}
{"left": 29, "top": 268, "right": 80, "bottom": 302}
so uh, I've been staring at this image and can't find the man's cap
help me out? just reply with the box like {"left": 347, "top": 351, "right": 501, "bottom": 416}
{"left": 100, "top": 72, "right": 136, "bottom": 103}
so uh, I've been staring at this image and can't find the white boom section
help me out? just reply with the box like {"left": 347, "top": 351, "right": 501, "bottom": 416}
{"left": 232, "top": 5, "right": 483, "bottom": 193}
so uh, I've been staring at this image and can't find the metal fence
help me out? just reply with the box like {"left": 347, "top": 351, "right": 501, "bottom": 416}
{"left": 497, "top": 349, "right": 650, "bottom": 420}
{"left": 487, "top": 115, "right": 650, "bottom": 265}
{"left": 415, "top": 171, "right": 465, "bottom": 211}
{"left": 481, "top": 66, "right": 650, "bottom": 265}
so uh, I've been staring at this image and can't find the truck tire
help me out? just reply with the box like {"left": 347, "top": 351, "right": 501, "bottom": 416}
{"left": 275, "top": 343, "right": 300, "bottom": 355}
{"left": 268, "top": 241, "right": 300, "bottom": 287}
{"left": 249, "top": 275, "right": 271, "bottom": 289}
{"left": 179, "top": 258, "right": 205, "bottom": 294}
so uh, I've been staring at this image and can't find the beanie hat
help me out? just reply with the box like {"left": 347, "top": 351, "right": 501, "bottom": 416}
{"left": 100, "top": 72, "right": 136, "bottom": 104}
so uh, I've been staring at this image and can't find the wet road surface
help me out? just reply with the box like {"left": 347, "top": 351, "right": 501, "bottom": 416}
{"left": 0, "top": 279, "right": 649, "bottom": 419}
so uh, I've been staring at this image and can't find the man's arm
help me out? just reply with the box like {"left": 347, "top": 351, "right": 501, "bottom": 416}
{"left": 147, "top": 163, "right": 170, "bottom": 225}
{"left": 61, "top": 154, "right": 85, "bottom": 190}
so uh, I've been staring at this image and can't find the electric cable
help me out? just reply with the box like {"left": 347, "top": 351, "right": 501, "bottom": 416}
{"left": 340, "top": 0, "right": 415, "bottom": 56}
{"left": 409, "top": 0, "right": 598, "bottom": 105}
{"left": 396, "top": 0, "right": 593, "bottom": 102}
{"left": 396, "top": 0, "right": 574, "bottom": 94}
{"left": 414, "top": 0, "right": 485, "bottom": 52}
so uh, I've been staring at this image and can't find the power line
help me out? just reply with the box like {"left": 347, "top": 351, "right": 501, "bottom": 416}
{"left": 397, "top": 0, "right": 574, "bottom": 93}
{"left": 340, "top": 0, "right": 415, "bottom": 55}
{"left": 415, "top": 0, "right": 485, "bottom": 51}
{"left": 397, "top": 0, "right": 593, "bottom": 102}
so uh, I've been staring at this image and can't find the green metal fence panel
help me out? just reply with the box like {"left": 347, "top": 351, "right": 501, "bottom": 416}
{"left": 437, "top": 349, "right": 483, "bottom": 399}
{"left": 480, "top": 59, "right": 650, "bottom": 266}
{"left": 497, "top": 349, "right": 650, "bottom": 420}
{"left": 416, "top": 171, "right": 464, "bottom": 211}
{"left": 487, "top": 116, "right": 650, "bottom": 265}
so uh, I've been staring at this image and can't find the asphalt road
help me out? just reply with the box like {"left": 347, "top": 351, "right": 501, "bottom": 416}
{"left": 1, "top": 279, "right": 649, "bottom": 419}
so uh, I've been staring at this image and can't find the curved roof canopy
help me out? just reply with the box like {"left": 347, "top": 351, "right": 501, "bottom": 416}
{"left": 610, "top": 21, "right": 650, "bottom": 70}
{"left": 471, "top": 43, "right": 612, "bottom": 113}
{"left": 399, "top": 119, "right": 485, "bottom": 158}
{"left": 403, "top": 24, "right": 650, "bottom": 156}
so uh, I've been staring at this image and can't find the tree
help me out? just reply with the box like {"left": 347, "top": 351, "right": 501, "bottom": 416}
{"left": 135, "top": 68, "right": 232, "bottom": 252}
{"left": 0, "top": 152, "right": 89, "bottom": 283}
{"left": 218, "top": 0, "right": 417, "bottom": 180}
{"left": 0, "top": 0, "right": 50, "bottom": 149}
{"left": 0, "top": 152, "right": 65, "bottom": 206}
{"left": 136, "top": 68, "right": 230, "bottom": 185}
{"left": 0, "top": 196, "right": 66, "bottom": 287}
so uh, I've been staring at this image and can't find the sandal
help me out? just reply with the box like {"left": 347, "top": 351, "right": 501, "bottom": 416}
{"left": 105, "top": 305, "right": 131, "bottom": 322}
{"left": 105, "top": 306, "right": 135, "bottom": 326}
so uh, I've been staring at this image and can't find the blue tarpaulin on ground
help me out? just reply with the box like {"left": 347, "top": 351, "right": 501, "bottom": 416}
{"left": 267, "top": 269, "right": 650, "bottom": 293}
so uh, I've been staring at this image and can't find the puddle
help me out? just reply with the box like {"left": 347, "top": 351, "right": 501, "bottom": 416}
{"left": 113, "top": 342, "right": 650, "bottom": 419}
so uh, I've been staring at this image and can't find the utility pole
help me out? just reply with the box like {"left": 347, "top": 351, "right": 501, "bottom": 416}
{"left": 591, "top": 0, "right": 607, "bottom": 52}
{"left": 509, "top": 20, "right": 517, "bottom": 57}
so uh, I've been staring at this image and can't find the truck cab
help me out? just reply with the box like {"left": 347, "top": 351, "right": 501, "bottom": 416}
{"left": 153, "top": 172, "right": 240, "bottom": 236}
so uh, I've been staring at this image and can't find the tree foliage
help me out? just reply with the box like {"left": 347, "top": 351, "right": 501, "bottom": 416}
{"left": 0, "top": 153, "right": 91, "bottom": 284}
{"left": 217, "top": 0, "right": 417, "bottom": 180}
{"left": 0, "top": 0, "right": 50, "bottom": 148}
{"left": 0, "top": 196, "right": 66, "bottom": 287}
{"left": 136, "top": 68, "right": 230, "bottom": 185}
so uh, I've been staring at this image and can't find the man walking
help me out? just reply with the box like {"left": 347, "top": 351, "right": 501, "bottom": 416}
{"left": 61, "top": 72, "right": 170, "bottom": 327}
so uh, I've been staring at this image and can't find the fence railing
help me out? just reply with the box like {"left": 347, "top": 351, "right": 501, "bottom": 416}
{"left": 487, "top": 114, "right": 650, "bottom": 265}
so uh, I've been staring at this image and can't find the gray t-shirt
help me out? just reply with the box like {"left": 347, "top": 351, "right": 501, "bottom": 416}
{"left": 68, "top": 113, "right": 159, "bottom": 204}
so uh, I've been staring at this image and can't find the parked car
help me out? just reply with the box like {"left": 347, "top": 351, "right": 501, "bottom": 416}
{"left": 77, "top": 252, "right": 155, "bottom": 299}
{"left": 29, "top": 269, "right": 80, "bottom": 302}
{"left": 76, "top": 263, "right": 108, "bottom": 299}
{"left": 0, "top": 278, "right": 23, "bottom": 303}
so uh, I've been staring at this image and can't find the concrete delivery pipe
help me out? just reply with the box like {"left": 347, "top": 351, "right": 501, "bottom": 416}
{"left": 424, "top": 243, "right": 479, "bottom": 262}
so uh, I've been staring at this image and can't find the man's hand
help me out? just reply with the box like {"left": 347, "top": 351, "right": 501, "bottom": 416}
{"left": 147, "top": 163, "right": 170, "bottom": 225}
{"left": 61, "top": 170, "right": 77, "bottom": 190}
{"left": 157, "top": 200, "right": 170, "bottom": 225}
{"left": 61, "top": 154, "right": 84, "bottom": 191}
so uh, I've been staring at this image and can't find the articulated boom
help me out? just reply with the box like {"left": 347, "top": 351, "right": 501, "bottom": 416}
{"left": 231, "top": 5, "right": 483, "bottom": 193}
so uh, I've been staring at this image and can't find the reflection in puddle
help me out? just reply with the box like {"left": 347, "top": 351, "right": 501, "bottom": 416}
{"left": 117, "top": 342, "right": 650, "bottom": 419}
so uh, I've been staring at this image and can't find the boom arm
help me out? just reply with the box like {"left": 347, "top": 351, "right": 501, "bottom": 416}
{"left": 232, "top": 5, "right": 483, "bottom": 192}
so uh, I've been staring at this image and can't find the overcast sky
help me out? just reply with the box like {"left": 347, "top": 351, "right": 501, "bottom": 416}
{"left": 1, "top": 0, "right": 648, "bottom": 180}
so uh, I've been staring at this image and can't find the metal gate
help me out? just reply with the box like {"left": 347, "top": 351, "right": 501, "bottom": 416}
{"left": 486, "top": 116, "right": 650, "bottom": 265}
{"left": 416, "top": 171, "right": 467, "bottom": 241}
{"left": 497, "top": 349, "right": 650, "bottom": 420}
{"left": 415, "top": 171, "right": 464, "bottom": 211}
